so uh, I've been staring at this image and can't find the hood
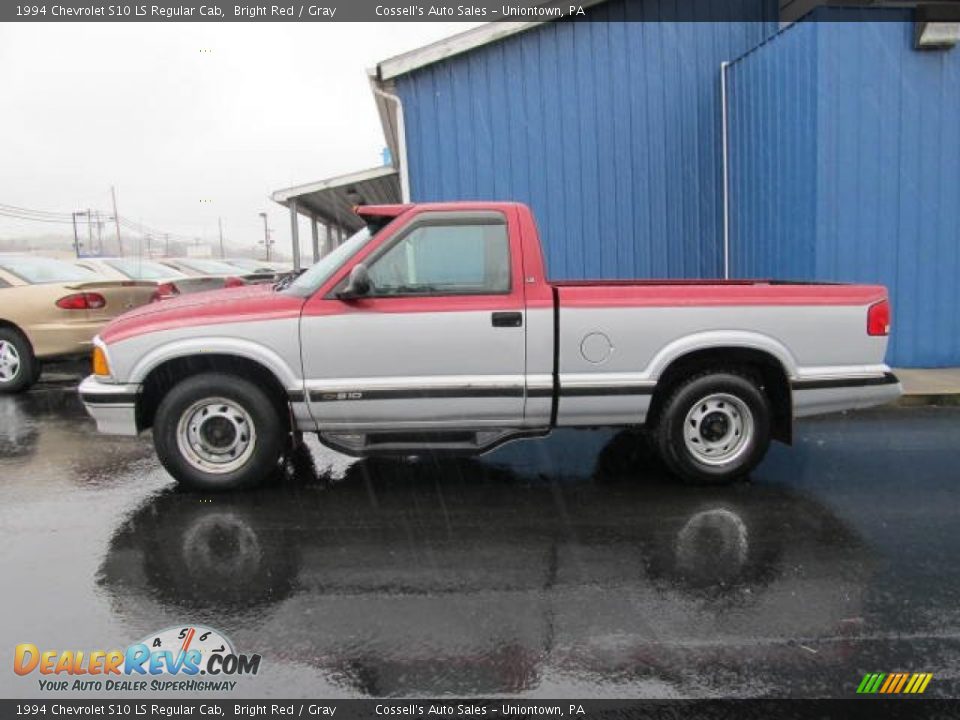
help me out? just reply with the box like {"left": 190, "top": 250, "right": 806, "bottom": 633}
{"left": 100, "top": 284, "right": 305, "bottom": 345}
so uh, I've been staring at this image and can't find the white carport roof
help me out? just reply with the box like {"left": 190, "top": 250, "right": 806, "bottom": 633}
{"left": 271, "top": 165, "right": 401, "bottom": 234}
{"left": 269, "top": 165, "right": 401, "bottom": 268}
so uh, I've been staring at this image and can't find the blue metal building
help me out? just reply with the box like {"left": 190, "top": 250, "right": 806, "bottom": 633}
{"left": 390, "top": 1, "right": 778, "bottom": 280}
{"left": 727, "top": 8, "right": 960, "bottom": 366}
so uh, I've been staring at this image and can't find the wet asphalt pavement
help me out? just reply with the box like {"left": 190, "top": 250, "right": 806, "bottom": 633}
{"left": 1, "top": 370, "right": 959, "bottom": 699}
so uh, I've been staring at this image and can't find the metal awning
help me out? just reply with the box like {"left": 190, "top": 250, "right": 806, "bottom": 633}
{"left": 270, "top": 166, "right": 401, "bottom": 269}
{"left": 271, "top": 165, "right": 401, "bottom": 233}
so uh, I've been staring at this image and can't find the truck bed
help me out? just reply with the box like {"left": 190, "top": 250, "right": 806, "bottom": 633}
{"left": 551, "top": 279, "right": 887, "bottom": 307}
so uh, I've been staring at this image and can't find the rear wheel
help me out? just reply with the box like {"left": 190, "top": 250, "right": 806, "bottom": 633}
{"left": 153, "top": 373, "right": 286, "bottom": 491}
{"left": 0, "top": 328, "right": 37, "bottom": 395}
{"left": 655, "top": 370, "right": 771, "bottom": 485}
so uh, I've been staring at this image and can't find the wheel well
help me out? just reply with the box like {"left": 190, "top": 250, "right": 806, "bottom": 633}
{"left": 647, "top": 347, "right": 793, "bottom": 444}
{"left": 0, "top": 319, "right": 30, "bottom": 344}
{"left": 137, "top": 354, "right": 291, "bottom": 432}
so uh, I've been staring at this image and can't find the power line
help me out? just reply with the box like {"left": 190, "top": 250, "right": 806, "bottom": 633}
{"left": 0, "top": 201, "right": 203, "bottom": 245}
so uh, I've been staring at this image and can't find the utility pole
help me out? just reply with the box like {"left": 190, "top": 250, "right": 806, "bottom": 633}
{"left": 86, "top": 209, "right": 93, "bottom": 256}
{"left": 95, "top": 211, "right": 103, "bottom": 255}
{"left": 258, "top": 212, "right": 272, "bottom": 261}
{"left": 218, "top": 217, "right": 225, "bottom": 258}
{"left": 71, "top": 212, "right": 80, "bottom": 258}
{"left": 111, "top": 185, "right": 124, "bottom": 256}
{"left": 164, "top": 234, "right": 170, "bottom": 256}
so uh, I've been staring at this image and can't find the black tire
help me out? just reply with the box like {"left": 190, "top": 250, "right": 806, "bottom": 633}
{"left": 153, "top": 373, "right": 287, "bottom": 491}
{"left": 0, "top": 327, "right": 37, "bottom": 395}
{"left": 654, "top": 370, "right": 771, "bottom": 485}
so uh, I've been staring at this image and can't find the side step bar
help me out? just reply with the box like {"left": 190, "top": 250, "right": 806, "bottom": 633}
{"left": 318, "top": 428, "right": 550, "bottom": 457}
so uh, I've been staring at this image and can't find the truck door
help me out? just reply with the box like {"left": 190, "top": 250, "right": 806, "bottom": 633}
{"left": 299, "top": 210, "right": 527, "bottom": 430}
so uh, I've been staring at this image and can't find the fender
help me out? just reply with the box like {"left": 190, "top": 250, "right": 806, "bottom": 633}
{"left": 645, "top": 330, "right": 799, "bottom": 382}
{"left": 127, "top": 336, "right": 301, "bottom": 390}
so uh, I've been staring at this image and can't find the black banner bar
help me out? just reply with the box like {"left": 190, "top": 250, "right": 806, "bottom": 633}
{"left": 1, "top": 699, "right": 958, "bottom": 720}
{"left": 3, "top": 0, "right": 956, "bottom": 23}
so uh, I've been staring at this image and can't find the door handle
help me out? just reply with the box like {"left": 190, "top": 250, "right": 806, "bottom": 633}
{"left": 491, "top": 311, "right": 523, "bottom": 328}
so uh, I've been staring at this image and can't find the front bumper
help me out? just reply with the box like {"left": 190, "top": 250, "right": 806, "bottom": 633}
{"left": 78, "top": 375, "right": 141, "bottom": 436}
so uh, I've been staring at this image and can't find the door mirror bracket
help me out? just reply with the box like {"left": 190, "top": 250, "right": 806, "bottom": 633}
{"left": 338, "top": 263, "right": 372, "bottom": 300}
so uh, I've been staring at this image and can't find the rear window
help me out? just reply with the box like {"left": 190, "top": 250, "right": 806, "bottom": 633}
{"left": 0, "top": 257, "right": 98, "bottom": 284}
{"left": 105, "top": 258, "right": 185, "bottom": 280}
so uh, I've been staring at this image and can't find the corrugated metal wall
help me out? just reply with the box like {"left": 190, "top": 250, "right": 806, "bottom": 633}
{"left": 395, "top": 0, "right": 776, "bottom": 279}
{"left": 728, "top": 8, "right": 960, "bottom": 366}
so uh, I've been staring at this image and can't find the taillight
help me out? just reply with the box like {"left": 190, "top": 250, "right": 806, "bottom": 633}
{"left": 150, "top": 282, "right": 181, "bottom": 303}
{"left": 224, "top": 276, "right": 247, "bottom": 288}
{"left": 56, "top": 292, "right": 106, "bottom": 310}
{"left": 867, "top": 299, "right": 891, "bottom": 336}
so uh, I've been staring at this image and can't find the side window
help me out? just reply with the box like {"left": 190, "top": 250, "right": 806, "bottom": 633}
{"left": 367, "top": 222, "right": 510, "bottom": 296}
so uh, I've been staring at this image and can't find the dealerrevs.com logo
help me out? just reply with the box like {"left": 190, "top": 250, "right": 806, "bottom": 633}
{"left": 13, "top": 625, "right": 260, "bottom": 692}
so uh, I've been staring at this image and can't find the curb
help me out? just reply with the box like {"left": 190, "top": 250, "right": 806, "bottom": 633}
{"left": 896, "top": 394, "right": 960, "bottom": 407}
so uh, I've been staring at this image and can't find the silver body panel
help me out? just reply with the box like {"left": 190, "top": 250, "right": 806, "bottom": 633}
{"left": 300, "top": 309, "right": 527, "bottom": 430}
{"left": 80, "top": 294, "right": 900, "bottom": 444}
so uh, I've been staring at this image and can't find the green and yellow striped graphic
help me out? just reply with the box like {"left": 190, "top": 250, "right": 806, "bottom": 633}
{"left": 856, "top": 672, "right": 933, "bottom": 694}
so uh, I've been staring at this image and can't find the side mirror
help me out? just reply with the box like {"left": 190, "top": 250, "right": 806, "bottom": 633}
{"left": 338, "top": 263, "right": 371, "bottom": 299}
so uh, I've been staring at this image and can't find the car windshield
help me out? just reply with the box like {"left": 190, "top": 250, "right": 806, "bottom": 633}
{"left": 175, "top": 258, "right": 245, "bottom": 275}
{"left": 105, "top": 258, "right": 186, "bottom": 280}
{"left": 287, "top": 228, "right": 374, "bottom": 295}
{"left": 0, "top": 256, "right": 99, "bottom": 284}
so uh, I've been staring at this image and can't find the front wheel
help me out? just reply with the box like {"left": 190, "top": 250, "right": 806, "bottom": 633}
{"left": 153, "top": 373, "right": 286, "bottom": 491}
{"left": 0, "top": 328, "right": 37, "bottom": 395}
{"left": 655, "top": 371, "right": 771, "bottom": 485}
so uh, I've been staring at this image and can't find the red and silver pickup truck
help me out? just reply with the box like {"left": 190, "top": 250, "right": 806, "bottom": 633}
{"left": 79, "top": 202, "right": 901, "bottom": 490}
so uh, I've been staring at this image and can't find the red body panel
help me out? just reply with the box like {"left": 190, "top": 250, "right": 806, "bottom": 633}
{"left": 554, "top": 282, "right": 888, "bottom": 308}
{"left": 100, "top": 284, "right": 302, "bottom": 344}
{"left": 96, "top": 201, "right": 888, "bottom": 345}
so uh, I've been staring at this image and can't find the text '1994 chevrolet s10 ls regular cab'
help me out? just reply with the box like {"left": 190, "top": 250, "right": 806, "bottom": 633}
{"left": 79, "top": 202, "right": 901, "bottom": 490}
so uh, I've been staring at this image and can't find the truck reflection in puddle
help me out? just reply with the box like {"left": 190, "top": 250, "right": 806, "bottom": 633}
{"left": 98, "top": 434, "right": 871, "bottom": 697}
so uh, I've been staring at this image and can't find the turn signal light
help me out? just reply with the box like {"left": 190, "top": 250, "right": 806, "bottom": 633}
{"left": 224, "top": 276, "right": 247, "bottom": 288}
{"left": 92, "top": 346, "right": 111, "bottom": 377}
{"left": 867, "top": 299, "right": 891, "bottom": 336}
{"left": 56, "top": 292, "right": 106, "bottom": 310}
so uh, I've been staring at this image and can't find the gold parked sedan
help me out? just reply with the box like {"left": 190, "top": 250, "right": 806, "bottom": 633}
{"left": 0, "top": 255, "right": 156, "bottom": 394}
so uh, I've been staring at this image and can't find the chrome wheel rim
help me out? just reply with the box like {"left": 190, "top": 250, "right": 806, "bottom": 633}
{"left": 176, "top": 397, "right": 256, "bottom": 475}
{"left": 683, "top": 393, "right": 754, "bottom": 466}
{"left": 0, "top": 341, "right": 21, "bottom": 383}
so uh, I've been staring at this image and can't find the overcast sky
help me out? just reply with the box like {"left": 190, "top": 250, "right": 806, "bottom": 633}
{"left": 0, "top": 21, "right": 481, "bottom": 258}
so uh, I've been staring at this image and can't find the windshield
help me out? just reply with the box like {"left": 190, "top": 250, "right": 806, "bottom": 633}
{"left": 0, "top": 256, "right": 99, "bottom": 284}
{"left": 287, "top": 227, "right": 374, "bottom": 295}
{"left": 105, "top": 258, "right": 186, "bottom": 280}
{"left": 174, "top": 258, "right": 246, "bottom": 275}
